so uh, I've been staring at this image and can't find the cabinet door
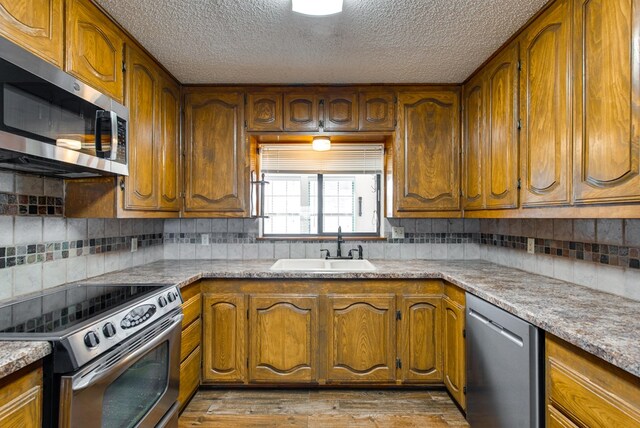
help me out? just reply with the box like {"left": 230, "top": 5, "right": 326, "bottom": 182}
{"left": 158, "top": 75, "right": 181, "bottom": 211}
{"left": 520, "top": 0, "right": 572, "bottom": 207}
{"left": 395, "top": 90, "right": 461, "bottom": 213}
{"left": 327, "top": 295, "right": 396, "bottom": 382}
{"left": 443, "top": 297, "right": 466, "bottom": 410}
{"left": 284, "top": 92, "right": 320, "bottom": 131}
{"left": 184, "top": 91, "right": 249, "bottom": 215}
{"left": 65, "top": 0, "right": 125, "bottom": 102}
{"left": 485, "top": 43, "right": 519, "bottom": 209}
{"left": 246, "top": 92, "right": 283, "bottom": 131}
{"left": 573, "top": 0, "right": 640, "bottom": 203}
{"left": 0, "top": 0, "right": 63, "bottom": 67}
{"left": 399, "top": 296, "right": 443, "bottom": 383}
{"left": 124, "top": 45, "right": 158, "bottom": 210}
{"left": 249, "top": 295, "right": 318, "bottom": 383}
{"left": 202, "top": 294, "right": 246, "bottom": 383}
{"left": 359, "top": 91, "right": 396, "bottom": 131}
{"left": 462, "top": 74, "right": 485, "bottom": 210}
{"left": 0, "top": 364, "right": 42, "bottom": 428}
{"left": 323, "top": 91, "right": 359, "bottom": 131}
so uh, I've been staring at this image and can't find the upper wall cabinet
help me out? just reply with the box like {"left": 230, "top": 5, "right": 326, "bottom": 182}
{"left": 183, "top": 90, "right": 249, "bottom": 216}
{"left": 323, "top": 91, "right": 359, "bottom": 131}
{"left": 573, "top": 0, "right": 640, "bottom": 204}
{"left": 394, "top": 90, "right": 461, "bottom": 216}
{"left": 485, "top": 42, "right": 520, "bottom": 209}
{"left": 520, "top": 0, "right": 572, "bottom": 207}
{"left": 359, "top": 91, "right": 396, "bottom": 131}
{"left": 462, "top": 73, "right": 485, "bottom": 210}
{"left": 246, "top": 91, "right": 283, "bottom": 132}
{"left": 284, "top": 92, "right": 320, "bottom": 132}
{"left": 65, "top": 0, "right": 125, "bottom": 103}
{"left": 158, "top": 73, "right": 181, "bottom": 211}
{"left": 0, "top": 0, "right": 63, "bottom": 67}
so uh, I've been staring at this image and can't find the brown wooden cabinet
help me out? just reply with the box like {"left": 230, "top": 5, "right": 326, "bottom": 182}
{"left": 183, "top": 90, "right": 249, "bottom": 216}
{"left": 327, "top": 294, "right": 397, "bottom": 383}
{"left": 462, "top": 73, "right": 486, "bottom": 210}
{"left": 202, "top": 293, "right": 247, "bottom": 383}
{"left": 573, "top": 0, "right": 640, "bottom": 204}
{"left": 519, "top": 0, "right": 572, "bottom": 207}
{"left": 0, "top": 362, "right": 43, "bottom": 428}
{"left": 284, "top": 92, "right": 320, "bottom": 132}
{"left": 323, "top": 91, "right": 359, "bottom": 131}
{"left": 65, "top": 0, "right": 125, "bottom": 102}
{"left": 485, "top": 42, "right": 520, "bottom": 209}
{"left": 246, "top": 91, "right": 283, "bottom": 131}
{"left": 179, "top": 282, "right": 201, "bottom": 411}
{"left": 0, "top": 0, "right": 63, "bottom": 66}
{"left": 442, "top": 285, "right": 466, "bottom": 410}
{"left": 249, "top": 295, "right": 318, "bottom": 383}
{"left": 546, "top": 333, "right": 640, "bottom": 427}
{"left": 359, "top": 91, "right": 396, "bottom": 131}
{"left": 394, "top": 90, "right": 461, "bottom": 216}
{"left": 158, "top": 73, "right": 181, "bottom": 211}
{"left": 398, "top": 296, "right": 443, "bottom": 383}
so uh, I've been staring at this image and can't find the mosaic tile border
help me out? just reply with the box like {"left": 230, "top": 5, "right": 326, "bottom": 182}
{"left": 480, "top": 233, "right": 640, "bottom": 270}
{"left": 0, "top": 233, "right": 163, "bottom": 269}
{"left": 163, "top": 232, "right": 481, "bottom": 245}
{"left": 0, "top": 191, "right": 63, "bottom": 216}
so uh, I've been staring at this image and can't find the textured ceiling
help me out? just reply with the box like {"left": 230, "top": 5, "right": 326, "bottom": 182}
{"left": 95, "top": 0, "right": 548, "bottom": 84}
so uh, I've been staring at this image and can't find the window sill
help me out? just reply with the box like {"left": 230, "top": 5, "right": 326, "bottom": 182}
{"left": 257, "top": 236, "right": 386, "bottom": 242}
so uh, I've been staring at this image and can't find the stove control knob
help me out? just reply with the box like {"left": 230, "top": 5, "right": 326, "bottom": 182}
{"left": 158, "top": 296, "right": 168, "bottom": 308}
{"left": 84, "top": 331, "right": 100, "bottom": 348}
{"left": 103, "top": 322, "right": 117, "bottom": 338}
{"left": 167, "top": 291, "right": 177, "bottom": 303}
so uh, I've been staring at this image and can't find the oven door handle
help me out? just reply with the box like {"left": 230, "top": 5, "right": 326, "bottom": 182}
{"left": 72, "top": 312, "right": 183, "bottom": 392}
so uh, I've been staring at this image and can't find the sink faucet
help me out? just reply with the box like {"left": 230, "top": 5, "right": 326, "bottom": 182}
{"left": 336, "top": 226, "right": 345, "bottom": 258}
{"left": 322, "top": 227, "right": 361, "bottom": 260}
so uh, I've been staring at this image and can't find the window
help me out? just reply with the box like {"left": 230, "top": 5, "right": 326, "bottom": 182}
{"left": 260, "top": 144, "right": 383, "bottom": 237}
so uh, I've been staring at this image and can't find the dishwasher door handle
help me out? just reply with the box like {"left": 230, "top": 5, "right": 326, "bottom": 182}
{"left": 469, "top": 308, "right": 524, "bottom": 347}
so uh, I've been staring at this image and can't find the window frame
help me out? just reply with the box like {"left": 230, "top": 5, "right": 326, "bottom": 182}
{"left": 261, "top": 173, "right": 382, "bottom": 238}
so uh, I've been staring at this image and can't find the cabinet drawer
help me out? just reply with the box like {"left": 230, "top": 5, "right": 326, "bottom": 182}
{"left": 546, "top": 335, "right": 640, "bottom": 427}
{"left": 178, "top": 346, "right": 200, "bottom": 411}
{"left": 182, "top": 294, "right": 201, "bottom": 329}
{"left": 547, "top": 405, "right": 578, "bottom": 428}
{"left": 181, "top": 318, "right": 201, "bottom": 362}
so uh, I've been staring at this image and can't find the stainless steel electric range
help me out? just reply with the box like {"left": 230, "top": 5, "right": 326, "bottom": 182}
{"left": 0, "top": 283, "right": 183, "bottom": 428}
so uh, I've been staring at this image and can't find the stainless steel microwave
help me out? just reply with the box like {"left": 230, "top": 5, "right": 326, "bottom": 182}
{"left": 0, "top": 37, "right": 129, "bottom": 178}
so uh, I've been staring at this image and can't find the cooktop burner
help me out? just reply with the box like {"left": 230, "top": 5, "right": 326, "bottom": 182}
{"left": 0, "top": 284, "right": 162, "bottom": 334}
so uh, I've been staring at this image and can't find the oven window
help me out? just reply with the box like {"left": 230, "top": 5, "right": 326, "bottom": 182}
{"left": 101, "top": 342, "right": 169, "bottom": 428}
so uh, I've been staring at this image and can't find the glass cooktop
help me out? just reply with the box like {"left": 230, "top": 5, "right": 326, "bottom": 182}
{"left": 0, "top": 284, "right": 165, "bottom": 335}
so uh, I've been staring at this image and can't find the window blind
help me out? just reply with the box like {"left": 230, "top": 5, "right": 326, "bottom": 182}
{"left": 260, "top": 144, "right": 384, "bottom": 174}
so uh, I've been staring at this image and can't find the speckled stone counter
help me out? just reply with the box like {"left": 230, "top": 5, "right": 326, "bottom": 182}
{"left": 0, "top": 341, "right": 51, "bottom": 379}
{"left": 3, "top": 259, "right": 640, "bottom": 381}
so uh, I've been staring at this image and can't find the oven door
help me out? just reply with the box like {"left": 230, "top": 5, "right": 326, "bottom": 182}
{"left": 59, "top": 310, "right": 183, "bottom": 428}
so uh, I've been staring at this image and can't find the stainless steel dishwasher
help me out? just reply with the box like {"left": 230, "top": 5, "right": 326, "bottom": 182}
{"left": 466, "top": 293, "right": 543, "bottom": 428}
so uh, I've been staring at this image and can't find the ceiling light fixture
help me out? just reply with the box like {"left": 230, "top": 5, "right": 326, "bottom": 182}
{"left": 292, "top": 0, "right": 343, "bottom": 16}
{"left": 312, "top": 136, "right": 331, "bottom": 151}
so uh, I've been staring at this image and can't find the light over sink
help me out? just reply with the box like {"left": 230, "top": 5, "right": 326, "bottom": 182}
{"left": 269, "top": 259, "right": 377, "bottom": 272}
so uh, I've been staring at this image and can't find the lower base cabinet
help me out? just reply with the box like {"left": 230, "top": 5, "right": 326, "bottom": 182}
{"left": 442, "top": 284, "right": 466, "bottom": 410}
{"left": 178, "top": 282, "right": 201, "bottom": 412}
{"left": 546, "top": 333, "right": 640, "bottom": 427}
{"left": 0, "top": 362, "right": 42, "bottom": 427}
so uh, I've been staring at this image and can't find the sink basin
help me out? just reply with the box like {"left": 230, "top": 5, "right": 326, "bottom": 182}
{"left": 269, "top": 259, "right": 377, "bottom": 272}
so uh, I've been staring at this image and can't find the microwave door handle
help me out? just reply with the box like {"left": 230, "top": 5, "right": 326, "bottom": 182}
{"left": 71, "top": 312, "right": 184, "bottom": 392}
{"left": 109, "top": 110, "right": 118, "bottom": 160}
{"left": 95, "top": 111, "right": 104, "bottom": 155}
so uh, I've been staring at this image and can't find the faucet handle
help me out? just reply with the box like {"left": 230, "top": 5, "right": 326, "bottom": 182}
{"left": 348, "top": 245, "right": 364, "bottom": 260}
{"left": 320, "top": 249, "right": 331, "bottom": 259}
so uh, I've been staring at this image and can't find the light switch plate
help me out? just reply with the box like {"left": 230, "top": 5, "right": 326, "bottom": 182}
{"left": 391, "top": 226, "right": 405, "bottom": 239}
{"left": 201, "top": 234, "right": 210, "bottom": 245}
{"left": 131, "top": 238, "right": 138, "bottom": 252}
{"left": 527, "top": 238, "right": 535, "bottom": 254}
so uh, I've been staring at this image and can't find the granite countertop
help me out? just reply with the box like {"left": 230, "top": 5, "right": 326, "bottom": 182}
{"left": 2, "top": 258, "right": 639, "bottom": 380}
{"left": 0, "top": 341, "right": 51, "bottom": 379}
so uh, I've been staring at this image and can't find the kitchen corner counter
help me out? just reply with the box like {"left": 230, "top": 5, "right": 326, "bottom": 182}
{"left": 0, "top": 341, "right": 51, "bottom": 379}
{"left": 77, "top": 259, "right": 640, "bottom": 379}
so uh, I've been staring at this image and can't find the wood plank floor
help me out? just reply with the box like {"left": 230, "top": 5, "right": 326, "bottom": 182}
{"left": 179, "top": 389, "right": 469, "bottom": 427}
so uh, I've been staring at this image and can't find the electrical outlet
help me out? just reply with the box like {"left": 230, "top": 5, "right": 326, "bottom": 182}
{"left": 131, "top": 238, "right": 138, "bottom": 252}
{"left": 391, "top": 226, "right": 405, "bottom": 239}
{"left": 201, "top": 234, "right": 210, "bottom": 245}
{"left": 527, "top": 238, "right": 535, "bottom": 254}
